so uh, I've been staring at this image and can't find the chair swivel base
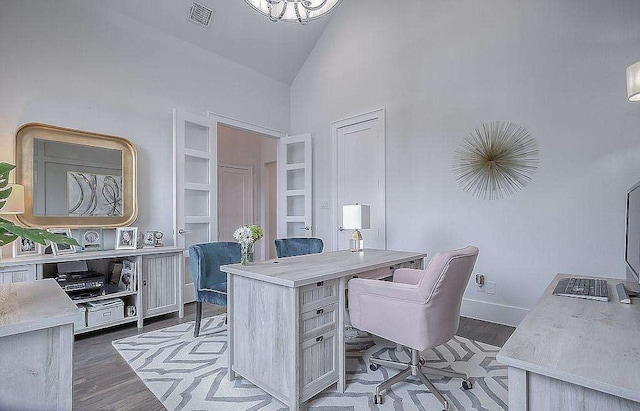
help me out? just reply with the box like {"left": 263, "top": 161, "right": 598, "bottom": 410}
{"left": 368, "top": 348, "right": 472, "bottom": 410}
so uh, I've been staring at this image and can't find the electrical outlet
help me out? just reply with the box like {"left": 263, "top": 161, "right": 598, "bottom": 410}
{"left": 475, "top": 273, "right": 485, "bottom": 292}
{"left": 487, "top": 281, "right": 496, "bottom": 295}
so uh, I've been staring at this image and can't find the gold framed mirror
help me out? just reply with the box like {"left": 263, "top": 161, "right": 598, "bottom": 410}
{"left": 15, "top": 123, "right": 137, "bottom": 228}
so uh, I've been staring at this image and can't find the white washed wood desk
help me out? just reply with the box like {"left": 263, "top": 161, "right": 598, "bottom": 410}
{"left": 0, "top": 279, "right": 83, "bottom": 410}
{"left": 497, "top": 274, "right": 640, "bottom": 411}
{"left": 221, "top": 249, "right": 426, "bottom": 410}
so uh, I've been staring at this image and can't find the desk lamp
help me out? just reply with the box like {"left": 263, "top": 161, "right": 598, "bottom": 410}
{"left": 0, "top": 183, "right": 25, "bottom": 259}
{"left": 342, "top": 204, "right": 370, "bottom": 252}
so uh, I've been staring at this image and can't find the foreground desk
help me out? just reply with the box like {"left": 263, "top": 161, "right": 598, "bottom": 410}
{"left": 0, "top": 279, "right": 82, "bottom": 410}
{"left": 497, "top": 274, "right": 640, "bottom": 410}
{"left": 221, "top": 249, "right": 426, "bottom": 410}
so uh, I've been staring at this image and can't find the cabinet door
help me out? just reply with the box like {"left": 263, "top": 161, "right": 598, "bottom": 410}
{"left": 142, "top": 254, "right": 179, "bottom": 318}
{"left": 0, "top": 265, "right": 36, "bottom": 284}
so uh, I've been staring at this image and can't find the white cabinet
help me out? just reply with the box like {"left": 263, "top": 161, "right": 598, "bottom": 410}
{"left": 0, "top": 264, "right": 36, "bottom": 284}
{"left": 142, "top": 253, "right": 181, "bottom": 319}
{"left": 0, "top": 247, "right": 184, "bottom": 334}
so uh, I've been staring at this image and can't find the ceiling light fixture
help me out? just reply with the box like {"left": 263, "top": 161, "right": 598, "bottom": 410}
{"left": 244, "top": 0, "right": 342, "bottom": 24}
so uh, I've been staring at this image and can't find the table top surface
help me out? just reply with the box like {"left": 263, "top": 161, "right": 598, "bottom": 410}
{"left": 221, "top": 248, "right": 427, "bottom": 287}
{"left": 0, "top": 279, "right": 82, "bottom": 338}
{"left": 497, "top": 273, "right": 640, "bottom": 402}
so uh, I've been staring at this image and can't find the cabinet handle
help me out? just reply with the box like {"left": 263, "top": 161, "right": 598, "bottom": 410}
{"left": 143, "top": 280, "right": 147, "bottom": 286}
{"left": 317, "top": 281, "right": 324, "bottom": 287}
{"left": 316, "top": 309, "right": 324, "bottom": 315}
{"left": 316, "top": 336, "right": 324, "bottom": 343}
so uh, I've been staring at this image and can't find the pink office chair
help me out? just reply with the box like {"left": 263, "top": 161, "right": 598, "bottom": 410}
{"left": 348, "top": 246, "right": 479, "bottom": 410}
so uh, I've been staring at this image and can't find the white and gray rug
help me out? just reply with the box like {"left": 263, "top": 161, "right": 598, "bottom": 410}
{"left": 113, "top": 316, "right": 507, "bottom": 411}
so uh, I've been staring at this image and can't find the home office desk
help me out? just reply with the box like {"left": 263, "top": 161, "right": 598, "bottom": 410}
{"left": 221, "top": 249, "right": 426, "bottom": 410}
{"left": 497, "top": 273, "right": 640, "bottom": 410}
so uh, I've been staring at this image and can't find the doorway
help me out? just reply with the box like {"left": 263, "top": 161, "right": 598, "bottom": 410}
{"left": 217, "top": 124, "right": 278, "bottom": 261}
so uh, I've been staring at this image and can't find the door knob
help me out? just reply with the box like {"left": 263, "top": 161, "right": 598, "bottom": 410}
{"left": 338, "top": 227, "right": 345, "bottom": 232}
{"left": 178, "top": 229, "right": 190, "bottom": 235}
{"left": 300, "top": 226, "right": 312, "bottom": 231}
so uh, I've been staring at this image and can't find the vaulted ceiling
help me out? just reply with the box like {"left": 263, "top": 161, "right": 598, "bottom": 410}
{"left": 97, "top": 0, "right": 336, "bottom": 85}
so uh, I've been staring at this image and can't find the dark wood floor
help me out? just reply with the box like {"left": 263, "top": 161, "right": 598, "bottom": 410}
{"left": 73, "top": 304, "right": 515, "bottom": 410}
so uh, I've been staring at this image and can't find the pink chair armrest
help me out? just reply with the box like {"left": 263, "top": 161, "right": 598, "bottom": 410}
{"left": 393, "top": 268, "right": 425, "bottom": 285}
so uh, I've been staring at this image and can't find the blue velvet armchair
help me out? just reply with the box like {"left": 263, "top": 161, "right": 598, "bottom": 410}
{"left": 188, "top": 241, "right": 241, "bottom": 337}
{"left": 274, "top": 237, "right": 324, "bottom": 258}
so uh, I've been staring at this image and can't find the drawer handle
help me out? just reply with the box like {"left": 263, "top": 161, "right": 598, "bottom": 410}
{"left": 316, "top": 336, "right": 324, "bottom": 343}
{"left": 316, "top": 309, "right": 324, "bottom": 315}
{"left": 317, "top": 281, "right": 324, "bottom": 287}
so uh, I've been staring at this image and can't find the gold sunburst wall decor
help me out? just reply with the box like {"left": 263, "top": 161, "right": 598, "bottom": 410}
{"left": 452, "top": 121, "right": 539, "bottom": 200}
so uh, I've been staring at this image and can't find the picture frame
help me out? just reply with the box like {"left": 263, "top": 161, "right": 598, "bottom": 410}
{"left": 13, "top": 237, "right": 41, "bottom": 258}
{"left": 48, "top": 228, "right": 76, "bottom": 255}
{"left": 118, "top": 259, "right": 136, "bottom": 292}
{"left": 115, "top": 227, "right": 138, "bottom": 250}
{"left": 143, "top": 231, "right": 156, "bottom": 247}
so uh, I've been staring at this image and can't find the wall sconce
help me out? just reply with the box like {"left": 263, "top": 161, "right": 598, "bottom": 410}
{"left": 627, "top": 62, "right": 640, "bottom": 101}
{"left": 342, "top": 204, "right": 370, "bottom": 252}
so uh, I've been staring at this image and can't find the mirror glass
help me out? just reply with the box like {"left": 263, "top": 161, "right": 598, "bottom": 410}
{"left": 16, "top": 123, "right": 137, "bottom": 228}
{"left": 32, "top": 139, "right": 123, "bottom": 217}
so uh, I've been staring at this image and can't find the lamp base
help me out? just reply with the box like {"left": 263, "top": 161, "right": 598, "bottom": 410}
{"left": 349, "top": 229, "right": 364, "bottom": 252}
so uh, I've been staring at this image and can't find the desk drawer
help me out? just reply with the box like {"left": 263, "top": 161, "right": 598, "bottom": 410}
{"left": 300, "top": 329, "right": 337, "bottom": 399}
{"left": 301, "top": 304, "right": 337, "bottom": 339}
{"left": 300, "top": 280, "right": 338, "bottom": 312}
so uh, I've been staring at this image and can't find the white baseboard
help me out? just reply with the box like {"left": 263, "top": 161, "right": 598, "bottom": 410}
{"left": 460, "top": 298, "right": 529, "bottom": 327}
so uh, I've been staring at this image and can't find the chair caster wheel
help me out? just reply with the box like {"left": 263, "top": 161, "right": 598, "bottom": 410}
{"left": 369, "top": 363, "right": 379, "bottom": 371}
{"left": 462, "top": 379, "right": 473, "bottom": 390}
{"left": 374, "top": 394, "right": 383, "bottom": 404}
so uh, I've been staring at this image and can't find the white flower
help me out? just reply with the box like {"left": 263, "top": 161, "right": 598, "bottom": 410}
{"left": 233, "top": 226, "right": 254, "bottom": 246}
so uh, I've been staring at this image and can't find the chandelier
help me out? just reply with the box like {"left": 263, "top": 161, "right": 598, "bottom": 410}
{"left": 244, "top": 0, "right": 342, "bottom": 24}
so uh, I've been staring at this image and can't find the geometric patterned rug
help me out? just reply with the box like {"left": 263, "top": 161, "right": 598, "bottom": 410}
{"left": 113, "top": 315, "right": 508, "bottom": 411}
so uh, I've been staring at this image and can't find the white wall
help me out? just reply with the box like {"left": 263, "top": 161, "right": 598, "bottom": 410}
{"left": 0, "top": 0, "right": 289, "bottom": 250}
{"left": 291, "top": 0, "right": 640, "bottom": 325}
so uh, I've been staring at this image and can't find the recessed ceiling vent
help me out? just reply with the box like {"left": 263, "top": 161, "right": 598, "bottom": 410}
{"left": 187, "top": 2, "right": 214, "bottom": 28}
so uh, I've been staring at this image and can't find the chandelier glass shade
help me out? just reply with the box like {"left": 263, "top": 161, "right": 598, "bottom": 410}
{"left": 244, "top": 0, "right": 342, "bottom": 23}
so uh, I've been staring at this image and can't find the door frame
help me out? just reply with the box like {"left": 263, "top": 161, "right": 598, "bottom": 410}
{"left": 330, "top": 108, "right": 386, "bottom": 251}
{"left": 207, "top": 112, "right": 287, "bottom": 259}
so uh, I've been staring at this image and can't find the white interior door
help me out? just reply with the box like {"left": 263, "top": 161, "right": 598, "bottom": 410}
{"left": 173, "top": 109, "right": 217, "bottom": 303}
{"left": 218, "top": 164, "right": 253, "bottom": 242}
{"left": 333, "top": 109, "right": 386, "bottom": 250}
{"left": 278, "top": 134, "right": 313, "bottom": 238}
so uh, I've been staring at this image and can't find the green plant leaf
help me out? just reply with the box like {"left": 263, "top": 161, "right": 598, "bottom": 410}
{"left": 0, "top": 227, "right": 19, "bottom": 247}
{"left": 0, "top": 218, "right": 79, "bottom": 248}
{"left": 0, "top": 162, "right": 16, "bottom": 210}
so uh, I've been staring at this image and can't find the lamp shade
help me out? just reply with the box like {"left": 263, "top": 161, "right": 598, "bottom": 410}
{"left": 342, "top": 204, "right": 370, "bottom": 230}
{"left": 0, "top": 184, "right": 25, "bottom": 214}
{"left": 627, "top": 62, "right": 640, "bottom": 102}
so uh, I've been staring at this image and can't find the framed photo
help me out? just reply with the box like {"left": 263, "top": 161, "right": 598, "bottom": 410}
{"left": 118, "top": 259, "right": 136, "bottom": 291}
{"left": 48, "top": 228, "right": 76, "bottom": 255}
{"left": 13, "top": 237, "right": 41, "bottom": 258}
{"left": 143, "top": 231, "right": 156, "bottom": 247}
{"left": 82, "top": 229, "right": 101, "bottom": 251}
{"left": 116, "top": 227, "right": 138, "bottom": 250}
